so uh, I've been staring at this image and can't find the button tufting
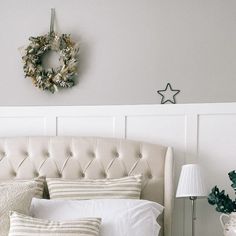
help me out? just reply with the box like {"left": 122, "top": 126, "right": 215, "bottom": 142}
{"left": 58, "top": 172, "right": 62, "bottom": 178}
{"left": 138, "top": 153, "right": 142, "bottom": 158}
{"left": 34, "top": 171, "right": 39, "bottom": 177}
{"left": 0, "top": 152, "right": 6, "bottom": 160}
{"left": 81, "top": 173, "right": 85, "bottom": 178}
{"left": 89, "top": 151, "right": 95, "bottom": 158}
{"left": 45, "top": 152, "right": 50, "bottom": 157}
{"left": 114, "top": 152, "right": 119, "bottom": 158}
{"left": 24, "top": 151, "right": 29, "bottom": 156}
{"left": 69, "top": 151, "right": 73, "bottom": 157}
{"left": 148, "top": 174, "right": 153, "bottom": 179}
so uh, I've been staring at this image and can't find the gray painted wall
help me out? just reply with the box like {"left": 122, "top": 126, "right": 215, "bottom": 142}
{"left": 0, "top": 0, "right": 236, "bottom": 105}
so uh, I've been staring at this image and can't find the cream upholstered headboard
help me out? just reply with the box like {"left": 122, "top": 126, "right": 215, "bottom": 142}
{"left": 0, "top": 136, "right": 174, "bottom": 236}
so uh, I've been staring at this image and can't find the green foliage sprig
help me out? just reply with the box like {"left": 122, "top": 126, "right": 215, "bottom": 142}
{"left": 22, "top": 32, "right": 79, "bottom": 93}
{"left": 208, "top": 170, "right": 236, "bottom": 214}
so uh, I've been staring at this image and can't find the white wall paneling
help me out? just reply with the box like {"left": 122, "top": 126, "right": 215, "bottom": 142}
{"left": 57, "top": 117, "right": 116, "bottom": 137}
{"left": 0, "top": 117, "right": 46, "bottom": 136}
{"left": 0, "top": 103, "right": 236, "bottom": 236}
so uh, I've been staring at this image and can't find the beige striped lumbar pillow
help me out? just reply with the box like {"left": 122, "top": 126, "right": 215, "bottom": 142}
{"left": 47, "top": 175, "right": 142, "bottom": 200}
{"left": 0, "top": 176, "right": 45, "bottom": 198}
{"left": 9, "top": 211, "right": 101, "bottom": 236}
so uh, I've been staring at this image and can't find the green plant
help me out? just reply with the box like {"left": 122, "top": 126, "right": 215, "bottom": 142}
{"left": 208, "top": 170, "right": 236, "bottom": 213}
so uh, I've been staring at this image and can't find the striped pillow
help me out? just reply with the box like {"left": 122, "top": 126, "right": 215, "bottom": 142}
{"left": 47, "top": 175, "right": 142, "bottom": 200}
{"left": 0, "top": 176, "right": 45, "bottom": 198}
{"left": 9, "top": 211, "right": 101, "bottom": 236}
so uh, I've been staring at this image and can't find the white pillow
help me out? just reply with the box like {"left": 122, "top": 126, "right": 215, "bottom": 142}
{"left": 30, "top": 198, "right": 164, "bottom": 236}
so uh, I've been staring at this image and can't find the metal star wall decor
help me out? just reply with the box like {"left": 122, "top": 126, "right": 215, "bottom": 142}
{"left": 157, "top": 83, "right": 180, "bottom": 104}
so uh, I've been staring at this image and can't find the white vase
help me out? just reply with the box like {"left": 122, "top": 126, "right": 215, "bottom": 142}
{"left": 220, "top": 213, "right": 236, "bottom": 236}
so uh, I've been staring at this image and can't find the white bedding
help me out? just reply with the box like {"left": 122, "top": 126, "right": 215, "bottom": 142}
{"left": 30, "top": 198, "right": 164, "bottom": 236}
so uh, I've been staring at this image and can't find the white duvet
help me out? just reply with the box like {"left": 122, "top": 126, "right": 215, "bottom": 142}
{"left": 30, "top": 198, "right": 164, "bottom": 236}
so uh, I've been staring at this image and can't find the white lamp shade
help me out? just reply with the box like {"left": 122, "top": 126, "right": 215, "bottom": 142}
{"left": 176, "top": 164, "right": 207, "bottom": 198}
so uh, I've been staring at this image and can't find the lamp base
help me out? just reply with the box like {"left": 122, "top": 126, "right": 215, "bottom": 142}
{"left": 189, "top": 196, "right": 197, "bottom": 236}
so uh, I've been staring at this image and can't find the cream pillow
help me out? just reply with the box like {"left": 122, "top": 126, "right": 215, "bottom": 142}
{"left": 0, "top": 182, "right": 36, "bottom": 236}
{"left": 0, "top": 176, "right": 45, "bottom": 198}
{"left": 9, "top": 211, "right": 101, "bottom": 236}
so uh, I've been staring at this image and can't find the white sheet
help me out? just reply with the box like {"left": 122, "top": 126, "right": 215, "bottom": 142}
{"left": 30, "top": 198, "right": 164, "bottom": 236}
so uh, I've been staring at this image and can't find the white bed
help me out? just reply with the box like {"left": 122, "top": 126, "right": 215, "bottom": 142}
{"left": 0, "top": 136, "right": 174, "bottom": 236}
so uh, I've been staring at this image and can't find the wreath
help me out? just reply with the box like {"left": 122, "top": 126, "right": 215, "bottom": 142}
{"left": 22, "top": 32, "right": 79, "bottom": 93}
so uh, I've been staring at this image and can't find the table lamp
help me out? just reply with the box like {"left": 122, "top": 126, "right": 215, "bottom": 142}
{"left": 176, "top": 164, "right": 207, "bottom": 236}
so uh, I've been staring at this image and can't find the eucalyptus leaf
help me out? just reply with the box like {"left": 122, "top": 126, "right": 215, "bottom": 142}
{"left": 208, "top": 170, "right": 236, "bottom": 213}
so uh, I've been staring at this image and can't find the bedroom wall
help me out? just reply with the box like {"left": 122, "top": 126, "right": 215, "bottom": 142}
{"left": 0, "top": 0, "right": 236, "bottom": 105}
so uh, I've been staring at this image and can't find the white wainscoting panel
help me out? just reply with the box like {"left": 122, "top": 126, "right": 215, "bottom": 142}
{"left": 0, "top": 103, "right": 236, "bottom": 236}
{"left": 57, "top": 116, "right": 116, "bottom": 137}
{"left": 196, "top": 114, "right": 236, "bottom": 236}
{"left": 0, "top": 117, "right": 46, "bottom": 136}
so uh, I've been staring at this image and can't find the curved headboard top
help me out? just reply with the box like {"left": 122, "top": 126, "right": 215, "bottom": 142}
{"left": 0, "top": 136, "right": 174, "bottom": 236}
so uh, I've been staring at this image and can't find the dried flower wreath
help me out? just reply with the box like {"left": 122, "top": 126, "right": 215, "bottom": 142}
{"left": 21, "top": 9, "right": 79, "bottom": 93}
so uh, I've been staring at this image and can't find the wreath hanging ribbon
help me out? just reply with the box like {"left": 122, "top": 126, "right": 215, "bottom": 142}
{"left": 21, "top": 9, "right": 79, "bottom": 93}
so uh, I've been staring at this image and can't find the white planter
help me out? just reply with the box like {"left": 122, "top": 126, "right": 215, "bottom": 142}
{"left": 220, "top": 213, "right": 236, "bottom": 236}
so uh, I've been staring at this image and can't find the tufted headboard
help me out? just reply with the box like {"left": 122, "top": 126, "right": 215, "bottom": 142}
{"left": 0, "top": 136, "right": 174, "bottom": 236}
